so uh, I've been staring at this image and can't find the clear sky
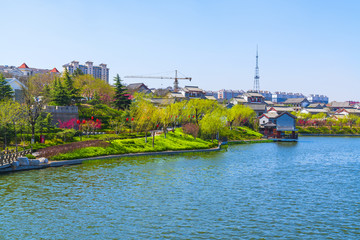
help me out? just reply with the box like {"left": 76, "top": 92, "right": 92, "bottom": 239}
{"left": 2, "top": 0, "right": 360, "bottom": 101}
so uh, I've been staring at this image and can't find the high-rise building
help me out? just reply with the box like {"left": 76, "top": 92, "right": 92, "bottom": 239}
{"left": 63, "top": 61, "right": 109, "bottom": 83}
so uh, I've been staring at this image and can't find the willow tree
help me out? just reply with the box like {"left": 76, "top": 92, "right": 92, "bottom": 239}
{"left": 199, "top": 108, "right": 226, "bottom": 142}
{"left": 184, "top": 99, "right": 220, "bottom": 125}
{"left": 131, "top": 99, "right": 157, "bottom": 143}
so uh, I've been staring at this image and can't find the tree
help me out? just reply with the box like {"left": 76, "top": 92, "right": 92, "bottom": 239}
{"left": 73, "top": 74, "right": 115, "bottom": 104}
{"left": 131, "top": 98, "right": 157, "bottom": 144}
{"left": 227, "top": 105, "right": 256, "bottom": 128}
{"left": 184, "top": 99, "right": 220, "bottom": 125}
{"left": 23, "top": 77, "right": 48, "bottom": 144}
{"left": 72, "top": 68, "right": 84, "bottom": 77}
{"left": 0, "top": 100, "right": 22, "bottom": 149}
{"left": 199, "top": 108, "right": 226, "bottom": 142}
{"left": 158, "top": 106, "right": 172, "bottom": 138}
{"left": 0, "top": 73, "right": 14, "bottom": 101}
{"left": 51, "top": 78, "right": 71, "bottom": 106}
{"left": 113, "top": 74, "right": 131, "bottom": 110}
{"left": 63, "top": 69, "right": 81, "bottom": 105}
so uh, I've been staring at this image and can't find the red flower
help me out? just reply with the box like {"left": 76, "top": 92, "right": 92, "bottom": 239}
{"left": 131, "top": 117, "right": 134, "bottom": 121}
{"left": 76, "top": 120, "right": 80, "bottom": 124}
{"left": 96, "top": 119, "right": 99, "bottom": 122}
{"left": 82, "top": 120, "right": 86, "bottom": 124}
{"left": 192, "top": 115, "right": 195, "bottom": 118}
{"left": 126, "top": 118, "right": 129, "bottom": 122}
{"left": 91, "top": 116, "right": 94, "bottom": 120}
{"left": 156, "top": 124, "right": 159, "bottom": 128}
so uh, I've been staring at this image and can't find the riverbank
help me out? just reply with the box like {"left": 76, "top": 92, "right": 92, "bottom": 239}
{"left": 0, "top": 146, "right": 221, "bottom": 173}
{"left": 300, "top": 133, "right": 360, "bottom": 137}
{"left": 0, "top": 128, "right": 266, "bottom": 174}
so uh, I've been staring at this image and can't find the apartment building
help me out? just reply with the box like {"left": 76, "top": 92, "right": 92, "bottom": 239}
{"left": 63, "top": 61, "right": 109, "bottom": 83}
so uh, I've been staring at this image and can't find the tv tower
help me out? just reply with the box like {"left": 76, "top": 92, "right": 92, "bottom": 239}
{"left": 253, "top": 46, "right": 260, "bottom": 92}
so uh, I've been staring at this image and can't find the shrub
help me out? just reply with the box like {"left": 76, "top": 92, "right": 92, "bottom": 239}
{"left": 37, "top": 140, "right": 109, "bottom": 159}
{"left": 182, "top": 123, "right": 200, "bottom": 139}
{"left": 26, "top": 154, "right": 36, "bottom": 159}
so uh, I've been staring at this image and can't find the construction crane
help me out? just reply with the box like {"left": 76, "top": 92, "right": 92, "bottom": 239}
{"left": 124, "top": 70, "right": 191, "bottom": 92}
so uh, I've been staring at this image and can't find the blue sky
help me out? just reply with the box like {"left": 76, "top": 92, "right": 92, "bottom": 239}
{"left": 2, "top": 0, "right": 360, "bottom": 101}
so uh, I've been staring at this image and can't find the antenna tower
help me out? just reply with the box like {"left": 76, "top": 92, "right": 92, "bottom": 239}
{"left": 253, "top": 46, "right": 260, "bottom": 92}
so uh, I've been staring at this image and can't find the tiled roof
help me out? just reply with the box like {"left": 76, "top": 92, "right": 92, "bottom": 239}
{"left": 302, "top": 108, "right": 329, "bottom": 114}
{"left": 183, "top": 86, "right": 204, "bottom": 92}
{"left": 268, "top": 107, "right": 295, "bottom": 113}
{"left": 50, "top": 68, "right": 59, "bottom": 73}
{"left": 283, "top": 98, "right": 308, "bottom": 104}
{"left": 19, "top": 63, "right": 29, "bottom": 69}
{"left": 244, "top": 92, "right": 264, "bottom": 97}
{"left": 329, "top": 101, "right": 352, "bottom": 108}
{"left": 261, "top": 112, "right": 279, "bottom": 119}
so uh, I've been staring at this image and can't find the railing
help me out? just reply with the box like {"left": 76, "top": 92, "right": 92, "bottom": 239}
{"left": 0, "top": 148, "right": 32, "bottom": 167}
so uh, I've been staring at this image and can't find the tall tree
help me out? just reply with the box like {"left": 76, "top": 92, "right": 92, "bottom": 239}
{"left": 23, "top": 77, "right": 48, "bottom": 144}
{"left": 72, "top": 68, "right": 84, "bottom": 77}
{"left": 0, "top": 73, "right": 14, "bottom": 101}
{"left": 51, "top": 78, "right": 71, "bottom": 106}
{"left": 113, "top": 74, "right": 131, "bottom": 110}
{"left": 63, "top": 69, "right": 81, "bottom": 105}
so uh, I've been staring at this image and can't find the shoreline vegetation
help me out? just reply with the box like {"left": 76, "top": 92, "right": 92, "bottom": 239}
{"left": 297, "top": 126, "right": 360, "bottom": 135}
{"left": 40, "top": 126, "right": 263, "bottom": 161}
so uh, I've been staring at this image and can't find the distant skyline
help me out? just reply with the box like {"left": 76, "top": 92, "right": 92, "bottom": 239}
{"left": 2, "top": 0, "right": 360, "bottom": 101}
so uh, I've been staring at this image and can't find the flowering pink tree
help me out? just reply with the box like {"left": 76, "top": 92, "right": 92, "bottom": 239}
{"left": 58, "top": 118, "right": 77, "bottom": 129}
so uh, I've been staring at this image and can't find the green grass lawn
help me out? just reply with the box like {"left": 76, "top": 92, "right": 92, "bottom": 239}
{"left": 50, "top": 129, "right": 218, "bottom": 160}
{"left": 224, "top": 126, "right": 263, "bottom": 140}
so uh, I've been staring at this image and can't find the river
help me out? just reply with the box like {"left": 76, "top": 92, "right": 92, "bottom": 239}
{"left": 1, "top": 137, "right": 360, "bottom": 239}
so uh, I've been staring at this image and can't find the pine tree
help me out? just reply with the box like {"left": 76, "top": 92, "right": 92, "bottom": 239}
{"left": 0, "top": 73, "right": 14, "bottom": 101}
{"left": 52, "top": 78, "right": 71, "bottom": 106}
{"left": 72, "top": 68, "right": 84, "bottom": 77}
{"left": 113, "top": 74, "right": 131, "bottom": 110}
{"left": 63, "top": 69, "right": 81, "bottom": 105}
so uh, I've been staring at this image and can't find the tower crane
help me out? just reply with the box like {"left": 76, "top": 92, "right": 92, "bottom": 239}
{"left": 124, "top": 70, "right": 191, "bottom": 92}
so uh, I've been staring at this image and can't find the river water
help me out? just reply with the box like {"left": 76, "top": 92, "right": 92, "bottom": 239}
{"left": 1, "top": 137, "right": 360, "bottom": 239}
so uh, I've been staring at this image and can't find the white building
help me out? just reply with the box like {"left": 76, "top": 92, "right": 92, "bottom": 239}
{"left": 307, "top": 94, "right": 329, "bottom": 104}
{"left": 63, "top": 61, "right": 109, "bottom": 83}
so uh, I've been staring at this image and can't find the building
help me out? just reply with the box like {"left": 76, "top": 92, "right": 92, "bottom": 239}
{"left": 5, "top": 78, "right": 26, "bottom": 102}
{"left": 242, "top": 92, "right": 265, "bottom": 103}
{"left": 205, "top": 91, "right": 218, "bottom": 99}
{"left": 217, "top": 89, "right": 244, "bottom": 100}
{"left": 267, "top": 106, "right": 296, "bottom": 115}
{"left": 307, "top": 94, "right": 329, "bottom": 104}
{"left": 63, "top": 61, "right": 109, "bottom": 83}
{"left": 231, "top": 92, "right": 267, "bottom": 116}
{"left": 283, "top": 97, "right": 310, "bottom": 108}
{"left": 126, "top": 83, "right": 152, "bottom": 95}
{"left": 259, "top": 90, "right": 273, "bottom": 101}
{"left": 327, "top": 101, "right": 353, "bottom": 111}
{"left": 259, "top": 112, "right": 298, "bottom": 140}
{"left": 180, "top": 86, "right": 205, "bottom": 99}
{"left": 335, "top": 108, "right": 360, "bottom": 116}
{"left": 300, "top": 108, "right": 329, "bottom": 116}
{"left": 0, "top": 63, "right": 59, "bottom": 77}
{"left": 272, "top": 92, "right": 305, "bottom": 103}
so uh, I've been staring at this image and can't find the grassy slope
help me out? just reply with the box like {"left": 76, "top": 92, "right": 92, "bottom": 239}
{"left": 224, "top": 126, "right": 263, "bottom": 140}
{"left": 51, "top": 129, "right": 218, "bottom": 160}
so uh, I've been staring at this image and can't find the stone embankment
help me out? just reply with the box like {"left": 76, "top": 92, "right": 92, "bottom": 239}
{"left": 0, "top": 146, "right": 221, "bottom": 174}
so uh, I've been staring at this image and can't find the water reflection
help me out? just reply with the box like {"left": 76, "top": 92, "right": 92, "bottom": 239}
{"left": 1, "top": 137, "right": 360, "bottom": 239}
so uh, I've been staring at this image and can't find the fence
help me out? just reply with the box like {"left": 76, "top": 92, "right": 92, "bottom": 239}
{"left": 0, "top": 148, "right": 32, "bottom": 167}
